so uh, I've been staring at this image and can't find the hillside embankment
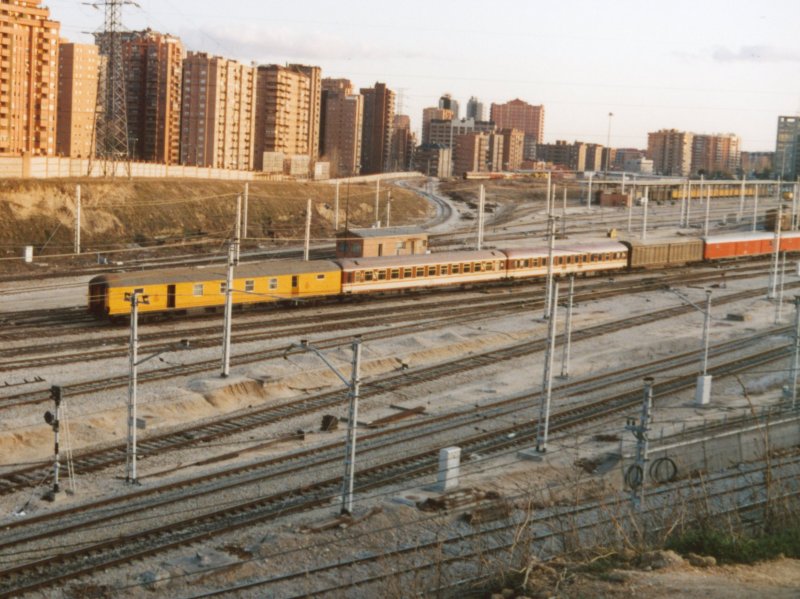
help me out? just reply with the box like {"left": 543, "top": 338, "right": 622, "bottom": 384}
{"left": 0, "top": 178, "right": 432, "bottom": 267}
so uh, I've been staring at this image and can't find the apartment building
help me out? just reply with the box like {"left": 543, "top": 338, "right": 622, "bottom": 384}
{"left": 691, "top": 133, "right": 740, "bottom": 176}
{"left": 414, "top": 143, "right": 451, "bottom": 178}
{"left": 180, "top": 52, "right": 256, "bottom": 170}
{"left": 499, "top": 128, "right": 524, "bottom": 171}
{"left": 536, "top": 140, "right": 587, "bottom": 171}
{"left": 421, "top": 106, "right": 452, "bottom": 144}
{"left": 290, "top": 64, "right": 321, "bottom": 160}
{"left": 776, "top": 116, "right": 800, "bottom": 180}
{"left": 466, "top": 96, "right": 484, "bottom": 121}
{"left": 57, "top": 41, "right": 99, "bottom": 158}
{"left": 646, "top": 129, "right": 693, "bottom": 176}
{"left": 254, "top": 64, "right": 313, "bottom": 170}
{"left": 360, "top": 82, "right": 395, "bottom": 174}
{"left": 489, "top": 99, "right": 544, "bottom": 145}
{"left": 438, "top": 93, "right": 459, "bottom": 119}
{"left": 427, "top": 118, "right": 495, "bottom": 147}
{"left": 452, "top": 131, "right": 503, "bottom": 176}
{"left": 320, "top": 78, "right": 362, "bottom": 177}
{"left": 101, "top": 29, "right": 185, "bottom": 164}
{"left": 390, "top": 114, "right": 414, "bottom": 171}
{"left": 0, "top": 0, "right": 60, "bottom": 156}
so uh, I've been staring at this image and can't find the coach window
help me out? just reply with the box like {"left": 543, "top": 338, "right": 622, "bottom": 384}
{"left": 416, "top": 266, "right": 425, "bottom": 277}
{"left": 474, "top": 262, "right": 482, "bottom": 272}
{"left": 404, "top": 267, "right": 413, "bottom": 278}
{"left": 485, "top": 262, "right": 494, "bottom": 271}
{"left": 440, "top": 264, "right": 449, "bottom": 275}
{"left": 463, "top": 263, "right": 471, "bottom": 273}
{"left": 452, "top": 263, "right": 461, "bottom": 274}
{"left": 193, "top": 283, "right": 204, "bottom": 296}
{"left": 390, "top": 269, "right": 400, "bottom": 279}
{"left": 364, "top": 270, "right": 373, "bottom": 281}
{"left": 428, "top": 265, "right": 437, "bottom": 276}
{"left": 269, "top": 278, "right": 278, "bottom": 290}
{"left": 377, "top": 270, "right": 387, "bottom": 280}
{"left": 245, "top": 280, "right": 254, "bottom": 292}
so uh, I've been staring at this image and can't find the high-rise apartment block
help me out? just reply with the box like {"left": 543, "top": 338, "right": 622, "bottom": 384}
{"left": 56, "top": 41, "right": 99, "bottom": 158}
{"left": 452, "top": 131, "right": 504, "bottom": 175}
{"left": 390, "top": 114, "right": 414, "bottom": 171}
{"left": 320, "top": 78, "right": 362, "bottom": 177}
{"left": 646, "top": 129, "right": 693, "bottom": 176}
{"left": 0, "top": 0, "right": 60, "bottom": 156}
{"left": 104, "top": 29, "right": 184, "bottom": 164}
{"left": 490, "top": 99, "right": 544, "bottom": 145}
{"left": 439, "top": 93, "right": 459, "bottom": 120}
{"left": 290, "top": 64, "right": 321, "bottom": 160}
{"left": 427, "top": 118, "right": 495, "bottom": 147}
{"left": 421, "top": 107, "right": 452, "bottom": 144}
{"left": 776, "top": 116, "right": 800, "bottom": 180}
{"left": 466, "top": 96, "right": 484, "bottom": 121}
{"left": 499, "top": 128, "right": 524, "bottom": 171}
{"left": 360, "top": 82, "right": 395, "bottom": 174}
{"left": 180, "top": 52, "right": 256, "bottom": 170}
{"left": 254, "top": 64, "right": 320, "bottom": 171}
{"left": 690, "top": 133, "right": 740, "bottom": 177}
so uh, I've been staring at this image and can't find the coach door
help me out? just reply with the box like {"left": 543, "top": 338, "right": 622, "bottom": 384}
{"left": 167, "top": 284, "right": 176, "bottom": 308}
{"left": 291, "top": 275, "right": 299, "bottom": 296}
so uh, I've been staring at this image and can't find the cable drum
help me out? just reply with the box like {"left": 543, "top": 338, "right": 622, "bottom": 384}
{"left": 624, "top": 464, "right": 643, "bottom": 489}
{"left": 649, "top": 457, "right": 678, "bottom": 483}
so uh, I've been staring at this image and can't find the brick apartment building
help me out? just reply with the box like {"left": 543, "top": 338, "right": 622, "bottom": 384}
{"left": 56, "top": 41, "right": 98, "bottom": 158}
{"left": 360, "top": 82, "right": 395, "bottom": 174}
{"left": 100, "top": 29, "right": 185, "bottom": 164}
{"left": 180, "top": 52, "right": 256, "bottom": 170}
{"left": 320, "top": 78, "right": 363, "bottom": 177}
{"left": 0, "top": 0, "right": 60, "bottom": 156}
{"left": 490, "top": 99, "right": 544, "bottom": 145}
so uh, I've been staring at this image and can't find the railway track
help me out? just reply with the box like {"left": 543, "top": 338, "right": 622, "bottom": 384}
{"left": 0, "top": 337, "right": 793, "bottom": 598}
{"left": 0, "top": 273, "right": 790, "bottom": 493}
{"left": 188, "top": 457, "right": 800, "bottom": 598}
{"left": 0, "top": 259, "right": 773, "bottom": 388}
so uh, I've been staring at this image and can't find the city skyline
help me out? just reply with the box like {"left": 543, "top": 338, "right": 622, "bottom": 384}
{"left": 49, "top": 0, "right": 800, "bottom": 153}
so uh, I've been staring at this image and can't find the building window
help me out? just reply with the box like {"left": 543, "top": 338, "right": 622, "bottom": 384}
{"left": 269, "top": 278, "right": 278, "bottom": 290}
{"left": 245, "top": 280, "right": 254, "bottom": 292}
{"left": 219, "top": 282, "right": 227, "bottom": 294}
{"left": 193, "top": 284, "right": 204, "bottom": 296}
{"left": 316, "top": 274, "right": 325, "bottom": 280}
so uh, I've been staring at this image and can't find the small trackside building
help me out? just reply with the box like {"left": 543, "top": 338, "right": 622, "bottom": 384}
{"left": 335, "top": 227, "right": 429, "bottom": 258}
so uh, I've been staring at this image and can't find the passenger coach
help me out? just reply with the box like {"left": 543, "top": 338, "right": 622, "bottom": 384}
{"left": 337, "top": 250, "right": 507, "bottom": 294}
{"left": 504, "top": 241, "right": 628, "bottom": 279}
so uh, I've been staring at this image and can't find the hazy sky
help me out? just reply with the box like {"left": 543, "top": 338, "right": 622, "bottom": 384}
{"left": 50, "top": 0, "right": 800, "bottom": 151}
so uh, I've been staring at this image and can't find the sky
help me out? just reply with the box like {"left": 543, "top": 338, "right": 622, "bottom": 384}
{"left": 49, "top": 0, "right": 800, "bottom": 152}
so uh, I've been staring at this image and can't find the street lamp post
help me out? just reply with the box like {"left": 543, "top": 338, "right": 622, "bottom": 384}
{"left": 667, "top": 287, "right": 713, "bottom": 406}
{"left": 127, "top": 291, "right": 189, "bottom": 484}
{"left": 287, "top": 337, "right": 362, "bottom": 514}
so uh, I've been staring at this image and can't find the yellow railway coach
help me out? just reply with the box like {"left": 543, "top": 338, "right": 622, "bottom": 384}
{"left": 89, "top": 260, "right": 342, "bottom": 318}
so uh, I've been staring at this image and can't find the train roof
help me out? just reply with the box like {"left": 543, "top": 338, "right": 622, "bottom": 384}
{"left": 336, "top": 250, "right": 506, "bottom": 270}
{"left": 503, "top": 240, "right": 628, "bottom": 259}
{"left": 89, "top": 259, "right": 341, "bottom": 287}
{"left": 703, "top": 231, "right": 800, "bottom": 244}
{"left": 620, "top": 236, "right": 703, "bottom": 247}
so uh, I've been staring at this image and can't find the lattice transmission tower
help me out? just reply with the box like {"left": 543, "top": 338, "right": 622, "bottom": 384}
{"left": 89, "top": 0, "right": 137, "bottom": 175}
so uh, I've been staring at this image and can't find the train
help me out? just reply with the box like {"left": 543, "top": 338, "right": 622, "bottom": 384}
{"left": 88, "top": 230, "right": 800, "bottom": 320}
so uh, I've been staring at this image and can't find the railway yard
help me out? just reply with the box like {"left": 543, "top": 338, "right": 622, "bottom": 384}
{"left": 1, "top": 177, "right": 800, "bottom": 597}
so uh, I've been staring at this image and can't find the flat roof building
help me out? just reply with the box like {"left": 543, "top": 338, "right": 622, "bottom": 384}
{"left": 776, "top": 116, "right": 800, "bottom": 180}
{"left": 360, "top": 82, "right": 395, "bottom": 174}
{"left": 57, "top": 41, "right": 99, "bottom": 158}
{"left": 180, "top": 52, "right": 256, "bottom": 170}
{"left": 490, "top": 99, "right": 544, "bottom": 144}
{"left": 0, "top": 0, "right": 60, "bottom": 156}
{"left": 335, "top": 226, "right": 428, "bottom": 258}
{"left": 320, "top": 78, "right": 363, "bottom": 177}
